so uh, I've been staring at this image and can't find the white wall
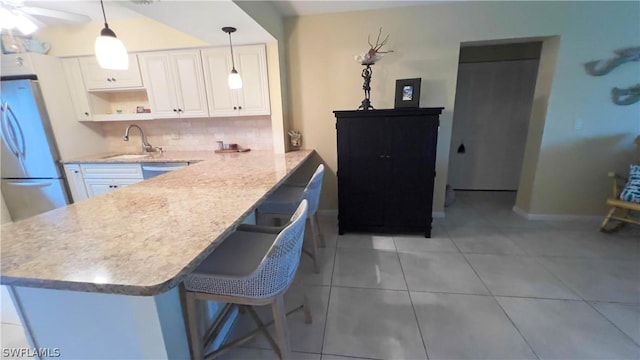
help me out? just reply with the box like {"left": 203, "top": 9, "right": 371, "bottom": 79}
{"left": 286, "top": 1, "right": 640, "bottom": 215}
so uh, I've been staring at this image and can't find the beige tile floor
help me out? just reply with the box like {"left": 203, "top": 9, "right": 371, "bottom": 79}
{"left": 223, "top": 191, "right": 640, "bottom": 360}
{"left": 2, "top": 191, "right": 638, "bottom": 359}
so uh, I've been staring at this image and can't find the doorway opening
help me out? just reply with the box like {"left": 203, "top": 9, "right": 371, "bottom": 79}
{"left": 447, "top": 40, "right": 543, "bottom": 212}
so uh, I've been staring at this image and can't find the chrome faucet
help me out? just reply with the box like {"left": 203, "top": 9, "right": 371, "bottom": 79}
{"left": 123, "top": 124, "right": 161, "bottom": 153}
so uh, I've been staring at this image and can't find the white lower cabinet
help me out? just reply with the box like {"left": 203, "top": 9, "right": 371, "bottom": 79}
{"left": 79, "top": 164, "right": 143, "bottom": 198}
{"left": 63, "top": 164, "right": 89, "bottom": 202}
{"left": 83, "top": 178, "right": 141, "bottom": 198}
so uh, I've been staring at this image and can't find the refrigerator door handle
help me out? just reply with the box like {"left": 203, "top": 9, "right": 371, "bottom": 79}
{"left": 1, "top": 101, "right": 21, "bottom": 158}
{"left": 1, "top": 101, "right": 26, "bottom": 160}
{"left": 5, "top": 180, "right": 53, "bottom": 188}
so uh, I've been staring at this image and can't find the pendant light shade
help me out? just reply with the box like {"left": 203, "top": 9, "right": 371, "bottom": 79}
{"left": 222, "top": 26, "right": 242, "bottom": 90}
{"left": 228, "top": 69, "right": 243, "bottom": 90}
{"left": 95, "top": 0, "right": 129, "bottom": 70}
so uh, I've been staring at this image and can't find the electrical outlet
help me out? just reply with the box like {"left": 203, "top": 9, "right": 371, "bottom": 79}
{"left": 574, "top": 118, "right": 584, "bottom": 131}
{"left": 171, "top": 131, "right": 182, "bottom": 140}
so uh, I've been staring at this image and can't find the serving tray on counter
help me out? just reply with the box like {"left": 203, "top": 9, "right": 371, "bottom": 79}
{"left": 214, "top": 149, "right": 251, "bottom": 153}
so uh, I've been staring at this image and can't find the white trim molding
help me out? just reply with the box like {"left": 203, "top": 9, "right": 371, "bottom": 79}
{"left": 512, "top": 206, "right": 602, "bottom": 221}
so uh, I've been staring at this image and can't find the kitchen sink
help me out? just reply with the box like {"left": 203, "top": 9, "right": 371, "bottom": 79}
{"left": 104, "top": 154, "right": 150, "bottom": 160}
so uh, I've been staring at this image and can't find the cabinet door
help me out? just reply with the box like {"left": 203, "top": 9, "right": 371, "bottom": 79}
{"left": 83, "top": 179, "right": 114, "bottom": 198}
{"left": 386, "top": 116, "right": 437, "bottom": 228}
{"left": 63, "top": 164, "right": 89, "bottom": 202}
{"left": 113, "top": 179, "right": 142, "bottom": 188}
{"left": 139, "top": 53, "right": 179, "bottom": 118}
{"left": 337, "top": 116, "right": 387, "bottom": 228}
{"left": 171, "top": 51, "right": 209, "bottom": 118}
{"left": 84, "top": 178, "right": 142, "bottom": 198}
{"left": 201, "top": 48, "right": 238, "bottom": 117}
{"left": 61, "top": 58, "right": 93, "bottom": 121}
{"left": 234, "top": 45, "right": 270, "bottom": 116}
{"left": 79, "top": 55, "right": 143, "bottom": 90}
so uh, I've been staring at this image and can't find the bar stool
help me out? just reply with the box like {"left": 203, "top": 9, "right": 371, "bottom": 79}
{"left": 258, "top": 164, "right": 325, "bottom": 273}
{"left": 184, "top": 200, "right": 310, "bottom": 360}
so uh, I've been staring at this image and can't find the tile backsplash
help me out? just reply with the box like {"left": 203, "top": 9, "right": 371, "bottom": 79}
{"left": 101, "top": 116, "right": 274, "bottom": 153}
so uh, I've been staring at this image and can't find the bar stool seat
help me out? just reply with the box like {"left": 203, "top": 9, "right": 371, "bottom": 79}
{"left": 258, "top": 164, "right": 325, "bottom": 273}
{"left": 184, "top": 200, "right": 310, "bottom": 360}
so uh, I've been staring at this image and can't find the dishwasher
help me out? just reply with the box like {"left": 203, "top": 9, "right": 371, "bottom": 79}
{"left": 141, "top": 162, "right": 189, "bottom": 179}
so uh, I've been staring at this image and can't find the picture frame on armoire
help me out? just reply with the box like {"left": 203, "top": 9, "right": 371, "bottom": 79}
{"left": 394, "top": 78, "right": 421, "bottom": 108}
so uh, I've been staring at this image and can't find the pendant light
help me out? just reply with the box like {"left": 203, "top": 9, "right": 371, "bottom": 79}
{"left": 222, "top": 26, "right": 242, "bottom": 90}
{"left": 95, "top": 0, "right": 129, "bottom": 70}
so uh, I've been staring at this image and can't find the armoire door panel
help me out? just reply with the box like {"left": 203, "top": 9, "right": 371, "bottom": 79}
{"left": 335, "top": 108, "right": 442, "bottom": 237}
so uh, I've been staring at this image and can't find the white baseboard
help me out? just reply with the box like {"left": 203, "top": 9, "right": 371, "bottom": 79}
{"left": 512, "top": 206, "right": 529, "bottom": 219}
{"left": 512, "top": 206, "right": 602, "bottom": 221}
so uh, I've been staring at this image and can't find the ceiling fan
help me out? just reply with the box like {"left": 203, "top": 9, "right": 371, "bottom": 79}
{"left": 0, "top": 0, "right": 91, "bottom": 35}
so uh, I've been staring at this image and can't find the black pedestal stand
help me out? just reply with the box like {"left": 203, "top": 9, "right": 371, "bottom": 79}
{"left": 358, "top": 64, "right": 374, "bottom": 110}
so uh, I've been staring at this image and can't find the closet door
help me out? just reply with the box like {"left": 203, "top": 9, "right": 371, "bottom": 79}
{"left": 449, "top": 59, "right": 538, "bottom": 190}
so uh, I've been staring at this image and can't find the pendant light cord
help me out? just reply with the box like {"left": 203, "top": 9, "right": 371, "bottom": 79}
{"left": 100, "top": 0, "right": 109, "bottom": 28}
{"left": 227, "top": 32, "right": 236, "bottom": 71}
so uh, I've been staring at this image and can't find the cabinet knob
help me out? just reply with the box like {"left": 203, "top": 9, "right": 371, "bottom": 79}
{"left": 386, "top": 155, "right": 391, "bottom": 159}
{"left": 107, "top": 78, "right": 112, "bottom": 82}
{"left": 73, "top": 170, "right": 79, "bottom": 174}
{"left": 111, "top": 78, "right": 116, "bottom": 82}
{"left": 379, "top": 155, "right": 385, "bottom": 159}
{"left": 173, "top": 109, "right": 177, "bottom": 112}
{"left": 233, "top": 106, "right": 237, "bottom": 110}
{"left": 238, "top": 106, "right": 242, "bottom": 110}
{"left": 178, "top": 108, "right": 183, "bottom": 112}
{"left": 84, "top": 112, "right": 89, "bottom": 116}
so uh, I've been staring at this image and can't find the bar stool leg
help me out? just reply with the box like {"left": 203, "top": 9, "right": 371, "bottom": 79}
{"left": 312, "top": 213, "right": 326, "bottom": 248}
{"left": 303, "top": 291, "right": 312, "bottom": 325}
{"left": 272, "top": 294, "right": 291, "bottom": 360}
{"left": 307, "top": 218, "right": 320, "bottom": 273}
{"left": 185, "top": 292, "right": 204, "bottom": 360}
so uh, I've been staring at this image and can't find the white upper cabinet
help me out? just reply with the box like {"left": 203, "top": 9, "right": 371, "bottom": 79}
{"left": 79, "top": 54, "right": 144, "bottom": 90}
{"left": 201, "top": 44, "right": 270, "bottom": 117}
{"left": 62, "top": 58, "right": 93, "bottom": 121}
{"left": 138, "top": 50, "right": 209, "bottom": 119}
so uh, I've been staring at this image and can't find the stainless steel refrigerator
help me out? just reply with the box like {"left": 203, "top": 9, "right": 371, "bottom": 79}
{"left": 1, "top": 77, "right": 70, "bottom": 221}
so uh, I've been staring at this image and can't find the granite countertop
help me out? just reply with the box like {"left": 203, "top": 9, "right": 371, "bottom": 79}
{"left": 1, "top": 150, "right": 314, "bottom": 296}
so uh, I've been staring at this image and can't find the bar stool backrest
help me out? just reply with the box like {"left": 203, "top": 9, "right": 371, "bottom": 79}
{"left": 302, "top": 164, "right": 325, "bottom": 215}
{"left": 191, "top": 200, "right": 309, "bottom": 300}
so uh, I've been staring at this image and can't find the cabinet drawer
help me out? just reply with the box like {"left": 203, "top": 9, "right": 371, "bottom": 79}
{"left": 80, "top": 164, "right": 143, "bottom": 179}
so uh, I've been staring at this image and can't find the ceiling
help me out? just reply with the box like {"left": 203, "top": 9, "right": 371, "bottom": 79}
{"left": 10, "top": 0, "right": 430, "bottom": 46}
{"left": 271, "top": 0, "right": 428, "bottom": 17}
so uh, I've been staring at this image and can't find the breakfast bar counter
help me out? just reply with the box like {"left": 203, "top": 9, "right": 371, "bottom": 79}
{"left": 0, "top": 150, "right": 315, "bottom": 359}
